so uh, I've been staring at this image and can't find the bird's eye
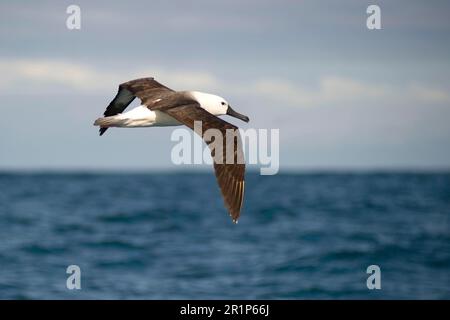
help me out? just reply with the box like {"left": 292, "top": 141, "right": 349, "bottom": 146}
{"left": 221, "top": 102, "right": 226, "bottom": 106}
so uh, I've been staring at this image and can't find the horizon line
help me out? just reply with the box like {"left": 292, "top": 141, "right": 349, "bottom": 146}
{"left": 1, "top": 167, "right": 449, "bottom": 175}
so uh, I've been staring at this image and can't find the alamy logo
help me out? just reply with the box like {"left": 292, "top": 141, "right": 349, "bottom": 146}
{"left": 66, "top": 5, "right": 81, "bottom": 30}
{"left": 366, "top": 5, "right": 381, "bottom": 30}
{"left": 366, "top": 265, "right": 381, "bottom": 289}
{"left": 170, "top": 121, "right": 279, "bottom": 175}
{"left": 66, "top": 265, "right": 81, "bottom": 290}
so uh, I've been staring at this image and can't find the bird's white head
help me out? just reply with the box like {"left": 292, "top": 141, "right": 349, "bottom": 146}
{"left": 190, "top": 91, "right": 249, "bottom": 122}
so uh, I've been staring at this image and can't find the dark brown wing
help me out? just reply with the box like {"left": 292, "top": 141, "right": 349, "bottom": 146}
{"left": 99, "top": 77, "right": 174, "bottom": 136}
{"left": 120, "top": 77, "right": 174, "bottom": 105}
{"left": 163, "top": 103, "right": 245, "bottom": 223}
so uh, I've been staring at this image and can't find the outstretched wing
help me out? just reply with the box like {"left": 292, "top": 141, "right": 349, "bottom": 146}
{"left": 162, "top": 103, "right": 245, "bottom": 222}
{"left": 99, "top": 77, "right": 174, "bottom": 135}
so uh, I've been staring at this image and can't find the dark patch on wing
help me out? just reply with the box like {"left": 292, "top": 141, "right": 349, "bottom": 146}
{"left": 99, "top": 88, "right": 135, "bottom": 136}
{"left": 162, "top": 103, "right": 245, "bottom": 222}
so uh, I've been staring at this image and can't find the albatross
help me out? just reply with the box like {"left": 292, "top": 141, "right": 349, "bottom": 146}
{"left": 93, "top": 77, "right": 249, "bottom": 223}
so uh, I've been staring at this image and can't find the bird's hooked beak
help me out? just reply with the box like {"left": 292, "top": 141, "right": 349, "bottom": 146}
{"left": 227, "top": 105, "right": 249, "bottom": 123}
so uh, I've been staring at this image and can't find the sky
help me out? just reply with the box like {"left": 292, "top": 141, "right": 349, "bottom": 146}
{"left": 1, "top": 0, "right": 450, "bottom": 171}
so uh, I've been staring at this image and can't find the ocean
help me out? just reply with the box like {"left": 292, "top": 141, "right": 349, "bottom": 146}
{"left": 0, "top": 172, "right": 448, "bottom": 299}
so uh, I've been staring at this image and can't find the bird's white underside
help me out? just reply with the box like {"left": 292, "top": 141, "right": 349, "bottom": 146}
{"left": 116, "top": 105, "right": 181, "bottom": 127}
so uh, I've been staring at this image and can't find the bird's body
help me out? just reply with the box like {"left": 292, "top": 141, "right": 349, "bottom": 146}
{"left": 95, "top": 91, "right": 231, "bottom": 128}
{"left": 94, "top": 78, "right": 249, "bottom": 223}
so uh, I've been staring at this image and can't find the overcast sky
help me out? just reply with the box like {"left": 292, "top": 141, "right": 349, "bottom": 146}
{"left": 1, "top": 0, "right": 449, "bottom": 171}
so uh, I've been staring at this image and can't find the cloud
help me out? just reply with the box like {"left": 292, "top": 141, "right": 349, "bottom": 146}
{"left": 0, "top": 59, "right": 120, "bottom": 92}
{"left": 251, "top": 76, "right": 450, "bottom": 107}
{"left": 1, "top": 58, "right": 448, "bottom": 109}
{"left": 407, "top": 84, "right": 450, "bottom": 103}
{"left": 252, "top": 76, "right": 388, "bottom": 107}
{"left": 0, "top": 58, "right": 220, "bottom": 95}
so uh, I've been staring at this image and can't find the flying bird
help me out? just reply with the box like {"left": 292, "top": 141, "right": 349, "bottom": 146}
{"left": 94, "top": 77, "right": 249, "bottom": 223}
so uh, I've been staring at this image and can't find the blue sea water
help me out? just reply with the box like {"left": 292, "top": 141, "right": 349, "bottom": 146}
{"left": 0, "top": 172, "right": 448, "bottom": 299}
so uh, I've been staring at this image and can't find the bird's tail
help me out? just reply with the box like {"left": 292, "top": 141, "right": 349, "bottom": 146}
{"left": 94, "top": 116, "right": 125, "bottom": 136}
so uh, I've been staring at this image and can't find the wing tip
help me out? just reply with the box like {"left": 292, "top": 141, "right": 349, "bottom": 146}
{"left": 99, "top": 127, "right": 107, "bottom": 136}
{"left": 230, "top": 205, "right": 241, "bottom": 224}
